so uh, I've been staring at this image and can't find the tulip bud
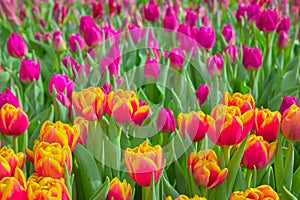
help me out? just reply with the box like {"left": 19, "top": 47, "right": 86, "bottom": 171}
{"left": 256, "top": 9, "right": 279, "bottom": 32}
{"left": 185, "top": 9, "right": 198, "bottom": 27}
{"left": 156, "top": 108, "right": 176, "bottom": 134}
{"left": 0, "top": 104, "right": 29, "bottom": 136}
{"left": 193, "top": 26, "right": 215, "bottom": 51}
{"left": 19, "top": 59, "right": 40, "bottom": 83}
{"left": 74, "top": 117, "right": 88, "bottom": 146}
{"left": 143, "top": 0, "right": 160, "bottom": 22}
{"left": 222, "top": 24, "right": 236, "bottom": 45}
{"left": 236, "top": 5, "right": 247, "bottom": 22}
{"left": 68, "top": 33, "right": 86, "bottom": 53}
{"left": 206, "top": 53, "right": 224, "bottom": 76}
{"left": 92, "top": 2, "right": 103, "bottom": 18}
{"left": 279, "top": 95, "right": 299, "bottom": 115}
{"left": 127, "top": 24, "right": 146, "bottom": 44}
{"left": 163, "top": 13, "right": 178, "bottom": 31}
{"left": 144, "top": 57, "right": 160, "bottom": 79}
{"left": 107, "top": 178, "right": 132, "bottom": 200}
{"left": 230, "top": 185, "right": 279, "bottom": 199}
{"left": 168, "top": 47, "right": 184, "bottom": 70}
{"left": 124, "top": 141, "right": 164, "bottom": 187}
{"left": 6, "top": 33, "right": 28, "bottom": 58}
{"left": 242, "top": 45, "right": 262, "bottom": 70}
{"left": 188, "top": 150, "right": 228, "bottom": 189}
{"left": 176, "top": 23, "right": 191, "bottom": 41}
{"left": 281, "top": 104, "right": 300, "bottom": 141}
{"left": 224, "top": 45, "right": 238, "bottom": 63}
{"left": 48, "top": 73, "right": 74, "bottom": 98}
{"left": 246, "top": 4, "right": 261, "bottom": 23}
{"left": 201, "top": 15, "right": 211, "bottom": 27}
{"left": 0, "top": 88, "right": 20, "bottom": 109}
{"left": 195, "top": 84, "right": 210, "bottom": 106}
{"left": 278, "top": 31, "right": 289, "bottom": 49}
{"left": 0, "top": 175, "right": 26, "bottom": 199}
{"left": 276, "top": 17, "right": 290, "bottom": 33}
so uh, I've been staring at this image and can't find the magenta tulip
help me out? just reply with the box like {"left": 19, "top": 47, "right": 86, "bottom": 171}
{"left": 279, "top": 95, "right": 299, "bottom": 115}
{"left": 144, "top": 57, "right": 160, "bottom": 79}
{"left": 19, "top": 59, "right": 40, "bottom": 83}
{"left": 185, "top": 9, "right": 198, "bottom": 27}
{"left": 193, "top": 26, "right": 215, "bottom": 51}
{"left": 0, "top": 88, "right": 20, "bottom": 109}
{"left": 48, "top": 74, "right": 74, "bottom": 98}
{"left": 68, "top": 33, "right": 86, "bottom": 53}
{"left": 6, "top": 33, "right": 28, "bottom": 58}
{"left": 242, "top": 45, "right": 262, "bottom": 70}
{"left": 206, "top": 53, "right": 224, "bottom": 76}
{"left": 256, "top": 9, "right": 279, "bottom": 32}
{"left": 195, "top": 84, "right": 210, "bottom": 106}
{"left": 156, "top": 108, "right": 176, "bottom": 134}
{"left": 222, "top": 24, "right": 236, "bottom": 45}
{"left": 143, "top": 0, "right": 160, "bottom": 22}
{"left": 276, "top": 17, "right": 290, "bottom": 33}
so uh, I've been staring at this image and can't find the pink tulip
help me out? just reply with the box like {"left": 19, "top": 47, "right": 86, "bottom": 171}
{"left": 222, "top": 24, "right": 236, "bottom": 45}
{"left": 276, "top": 17, "right": 290, "bottom": 33}
{"left": 224, "top": 45, "right": 238, "bottom": 63}
{"left": 278, "top": 31, "right": 289, "bottom": 49}
{"left": 144, "top": 57, "right": 160, "bottom": 79}
{"left": 6, "top": 33, "right": 28, "bottom": 58}
{"left": 48, "top": 74, "right": 74, "bottom": 98}
{"left": 143, "top": 0, "right": 160, "bottom": 22}
{"left": 279, "top": 95, "right": 299, "bottom": 115}
{"left": 168, "top": 47, "right": 184, "bottom": 70}
{"left": 193, "top": 26, "right": 215, "bottom": 51}
{"left": 156, "top": 108, "right": 176, "bottom": 134}
{"left": 185, "top": 9, "right": 198, "bottom": 27}
{"left": 256, "top": 9, "right": 279, "bottom": 32}
{"left": 68, "top": 33, "right": 86, "bottom": 53}
{"left": 206, "top": 53, "right": 224, "bottom": 76}
{"left": 195, "top": 84, "right": 210, "bottom": 106}
{"left": 242, "top": 45, "right": 262, "bottom": 70}
{"left": 0, "top": 88, "right": 20, "bottom": 109}
{"left": 19, "top": 59, "right": 40, "bottom": 83}
{"left": 53, "top": 30, "right": 66, "bottom": 53}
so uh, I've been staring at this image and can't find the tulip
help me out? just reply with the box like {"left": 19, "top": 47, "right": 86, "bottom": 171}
{"left": 241, "top": 134, "right": 276, "bottom": 169}
{"left": 92, "top": 2, "right": 103, "bottom": 18}
{"left": 144, "top": 57, "right": 160, "bottom": 79}
{"left": 177, "top": 111, "right": 210, "bottom": 142}
{"left": 0, "top": 104, "right": 29, "bottom": 136}
{"left": 124, "top": 141, "right": 164, "bottom": 187}
{"left": 143, "top": 0, "right": 160, "bottom": 22}
{"left": 127, "top": 24, "right": 146, "bottom": 44}
{"left": 208, "top": 104, "right": 255, "bottom": 146}
{"left": 26, "top": 140, "right": 72, "bottom": 178}
{"left": 222, "top": 91, "right": 255, "bottom": 114}
{"left": 278, "top": 31, "right": 289, "bottom": 49}
{"left": 163, "top": 13, "right": 178, "bottom": 31}
{"left": 100, "top": 44, "right": 121, "bottom": 76}
{"left": 19, "top": 59, "right": 40, "bottom": 83}
{"left": 74, "top": 117, "right": 88, "bottom": 145}
{"left": 0, "top": 172, "right": 26, "bottom": 199}
{"left": 236, "top": 5, "right": 247, "bottom": 22}
{"left": 185, "top": 10, "right": 198, "bottom": 27}
{"left": 0, "top": 88, "right": 20, "bottom": 109}
{"left": 48, "top": 74, "right": 74, "bottom": 98}
{"left": 276, "top": 17, "right": 290, "bottom": 33}
{"left": 281, "top": 104, "right": 300, "bottom": 141}
{"left": 222, "top": 24, "right": 236, "bottom": 45}
{"left": 6, "top": 32, "right": 28, "bottom": 58}
{"left": 156, "top": 108, "right": 176, "bottom": 134}
{"left": 62, "top": 55, "right": 83, "bottom": 77}
{"left": 224, "top": 45, "right": 238, "bottom": 63}
{"left": 54, "top": 92, "right": 72, "bottom": 120}
{"left": 107, "top": 177, "right": 132, "bottom": 200}
{"left": 26, "top": 173, "right": 71, "bottom": 200}
{"left": 80, "top": 19, "right": 102, "bottom": 47}
{"left": 279, "top": 95, "right": 299, "bottom": 115}
{"left": 166, "top": 195, "right": 206, "bottom": 200}
{"left": 53, "top": 2, "right": 68, "bottom": 27}
{"left": 193, "top": 26, "right": 215, "bottom": 51}
{"left": 256, "top": 9, "right": 279, "bottom": 32}
{"left": 53, "top": 30, "right": 66, "bottom": 53}
{"left": 72, "top": 86, "right": 106, "bottom": 121}
{"left": 201, "top": 15, "right": 211, "bottom": 27}
{"left": 253, "top": 109, "right": 281, "bottom": 142}
{"left": 242, "top": 45, "right": 262, "bottom": 70}
{"left": 68, "top": 33, "right": 86, "bottom": 53}
{"left": 246, "top": 4, "right": 261, "bottom": 23}
{"left": 176, "top": 23, "right": 191, "bottom": 41}
{"left": 0, "top": 146, "right": 24, "bottom": 180}
{"left": 168, "top": 47, "right": 184, "bottom": 70}
{"left": 34, "top": 32, "right": 43, "bottom": 42}
{"left": 39, "top": 120, "right": 79, "bottom": 151}
{"left": 188, "top": 149, "right": 228, "bottom": 189}
{"left": 195, "top": 84, "right": 210, "bottom": 106}
{"left": 107, "top": 89, "right": 149, "bottom": 125}
{"left": 206, "top": 53, "right": 224, "bottom": 76}
{"left": 230, "top": 185, "right": 279, "bottom": 200}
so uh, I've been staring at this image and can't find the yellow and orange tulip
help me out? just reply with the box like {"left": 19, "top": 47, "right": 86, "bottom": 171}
{"left": 0, "top": 103, "right": 29, "bottom": 136}
{"left": 281, "top": 104, "right": 300, "bottom": 141}
{"left": 188, "top": 149, "right": 228, "bottom": 189}
{"left": 72, "top": 86, "right": 106, "bottom": 121}
{"left": 165, "top": 195, "right": 206, "bottom": 200}
{"left": 124, "top": 141, "right": 164, "bottom": 187}
{"left": 74, "top": 116, "right": 89, "bottom": 145}
{"left": 106, "top": 177, "right": 132, "bottom": 200}
{"left": 222, "top": 92, "right": 255, "bottom": 114}
{"left": 230, "top": 185, "right": 279, "bottom": 200}
{"left": 0, "top": 146, "right": 24, "bottom": 180}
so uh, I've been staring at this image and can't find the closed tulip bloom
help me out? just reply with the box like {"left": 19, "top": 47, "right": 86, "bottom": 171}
{"left": 166, "top": 195, "right": 206, "bottom": 200}
{"left": 256, "top": 9, "right": 279, "bottom": 32}
{"left": 176, "top": 23, "right": 191, "bottom": 41}
{"left": 276, "top": 17, "right": 290, "bottom": 33}
{"left": 0, "top": 88, "right": 20, "bottom": 109}
{"left": 74, "top": 117, "right": 88, "bottom": 145}
{"left": 224, "top": 45, "right": 238, "bottom": 63}
{"left": 195, "top": 84, "right": 210, "bottom": 106}
{"left": 156, "top": 108, "right": 176, "bottom": 134}
{"left": 82, "top": 24, "right": 102, "bottom": 47}
{"left": 48, "top": 73, "right": 74, "bottom": 98}
{"left": 107, "top": 89, "right": 149, "bottom": 125}
{"left": 0, "top": 146, "right": 25, "bottom": 180}
{"left": 222, "top": 24, "right": 236, "bottom": 45}
{"left": 168, "top": 47, "right": 184, "bottom": 70}
{"left": 246, "top": 4, "right": 261, "bottom": 23}
{"left": 143, "top": 0, "right": 160, "bottom": 22}
{"left": 107, "top": 178, "right": 132, "bottom": 200}
{"left": 281, "top": 104, "right": 300, "bottom": 141}
{"left": 144, "top": 57, "right": 160, "bottom": 79}
{"left": 177, "top": 111, "right": 210, "bottom": 142}
{"left": 241, "top": 135, "right": 276, "bottom": 170}
{"left": 26, "top": 140, "right": 72, "bottom": 179}
{"left": 242, "top": 45, "right": 262, "bottom": 70}
{"left": 222, "top": 92, "right": 255, "bottom": 114}
{"left": 208, "top": 104, "right": 255, "bottom": 146}
{"left": 279, "top": 95, "right": 299, "bottom": 115}
{"left": 19, "top": 59, "right": 40, "bottom": 83}
{"left": 0, "top": 104, "right": 29, "bottom": 136}
{"left": 193, "top": 26, "right": 215, "bottom": 51}
{"left": 124, "top": 141, "right": 164, "bottom": 187}
{"left": 230, "top": 185, "right": 279, "bottom": 200}
{"left": 253, "top": 109, "right": 281, "bottom": 142}
{"left": 206, "top": 53, "right": 224, "bottom": 76}
{"left": 163, "top": 14, "right": 178, "bottom": 31}
{"left": 6, "top": 32, "right": 28, "bottom": 58}
{"left": 68, "top": 33, "right": 86, "bottom": 53}
{"left": 26, "top": 173, "right": 71, "bottom": 200}
{"left": 72, "top": 86, "right": 106, "bottom": 121}
{"left": 236, "top": 5, "right": 247, "bottom": 22}
{"left": 127, "top": 24, "right": 146, "bottom": 44}
{"left": 185, "top": 10, "right": 198, "bottom": 27}
{"left": 278, "top": 31, "right": 289, "bottom": 49}
{"left": 188, "top": 150, "right": 228, "bottom": 189}
{"left": 39, "top": 120, "right": 79, "bottom": 151}
{"left": 0, "top": 170, "right": 26, "bottom": 200}
{"left": 53, "top": 30, "right": 66, "bottom": 53}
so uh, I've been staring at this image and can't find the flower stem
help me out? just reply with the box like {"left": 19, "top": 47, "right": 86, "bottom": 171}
{"left": 250, "top": 70, "right": 255, "bottom": 91}
{"left": 13, "top": 136, "right": 18, "bottom": 153}
{"left": 223, "top": 145, "right": 231, "bottom": 167}
{"left": 246, "top": 169, "right": 253, "bottom": 188}
{"left": 280, "top": 140, "right": 294, "bottom": 192}
{"left": 142, "top": 186, "right": 150, "bottom": 200}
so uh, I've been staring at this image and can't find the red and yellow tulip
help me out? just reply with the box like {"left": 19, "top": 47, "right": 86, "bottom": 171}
{"left": 107, "top": 89, "right": 149, "bottom": 125}
{"left": 26, "top": 173, "right": 71, "bottom": 200}
{"left": 188, "top": 149, "right": 228, "bottom": 189}
{"left": 72, "top": 86, "right": 106, "bottom": 121}
{"left": 222, "top": 92, "right": 255, "bottom": 114}
{"left": 281, "top": 104, "right": 300, "bottom": 141}
{"left": 74, "top": 116, "right": 89, "bottom": 145}
{"left": 165, "top": 195, "right": 206, "bottom": 200}
{"left": 40, "top": 120, "right": 79, "bottom": 151}
{"left": 0, "top": 103, "right": 29, "bottom": 136}
{"left": 0, "top": 146, "right": 24, "bottom": 180}
{"left": 106, "top": 177, "right": 132, "bottom": 200}
{"left": 124, "top": 141, "right": 164, "bottom": 187}
{"left": 230, "top": 185, "right": 279, "bottom": 200}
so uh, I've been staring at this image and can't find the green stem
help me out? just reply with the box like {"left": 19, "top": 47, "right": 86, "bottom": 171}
{"left": 200, "top": 186, "right": 207, "bottom": 198}
{"left": 246, "top": 169, "right": 253, "bottom": 188}
{"left": 281, "top": 140, "right": 294, "bottom": 192}
{"left": 250, "top": 70, "right": 255, "bottom": 91}
{"left": 266, "top": 32, "right": 270, "bottom": 58}
{"left": 223, "top": 145, "right": 231, "bottom": 167}
{"left": 142, "top": 186, "right": 150, "bottom": 200}
{"left": 13, "top": 136, "right": 18, "bottom": 153}
{"left": 212, "top": 76, "right": 219, "bottom": 107}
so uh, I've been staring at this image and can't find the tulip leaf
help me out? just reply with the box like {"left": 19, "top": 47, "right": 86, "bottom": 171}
{"left": 73, "top": 144, "right": 102, "bottom": 200}
{"left": 162, "top": 173, "right": 179, "bottom": 198}
{"left": 89, "top": 177, "right": 110, "bottom": 200}
{"left": 64, "top": 164, "right": 72, "bottom": 199}
{"left": 291, "top": 165, "right": 300, "bottom": 195}
{"left": 0, "top": 72, "right": 10, "bottom": 91}
{"left": 187, "top": 168, "right": 202, "bottom": 197}
{"left": 281, "top": 186, "right": 298, "bottom": 200}
{"left": 54, "top": 98, "right": 70, "bottom": 123}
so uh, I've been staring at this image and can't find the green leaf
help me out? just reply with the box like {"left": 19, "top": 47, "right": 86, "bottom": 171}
{"left": 0, "top": 72, "right": 10, "bottom": 91}
{"left": 64, "top": 164, "right": 72, "bottom": 199}
{"left": 162, "top": 174, "right": 179, "bottom": 198}
{"left": 89, "top": 177, "right": 110, "bottom": 200}
{"left": 187, "top": 168, "right": 201, "bottom": 197}
{"left": 281, "top": 186, "right": 298, "bottom": 200}
{"left": 292, "top": 165, "right": 300, "bottom": 195}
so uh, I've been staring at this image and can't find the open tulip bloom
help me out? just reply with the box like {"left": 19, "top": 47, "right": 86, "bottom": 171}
{"left": 1, "top": 0, "right": 300, "bottom": 200}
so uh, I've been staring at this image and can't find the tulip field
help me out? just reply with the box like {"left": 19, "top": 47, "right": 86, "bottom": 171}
{"left": 1, "top": 0, "right": 300, "bottom": 199}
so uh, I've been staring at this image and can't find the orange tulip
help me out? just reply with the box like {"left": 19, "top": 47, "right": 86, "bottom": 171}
{"left": 26, "top": 173, "right": 71, "bottom": 200}
{"left": 40, "top": 120, "right": 79, "bottom": 151}
{"left": 124, "top": 141, "right": 164, "bottom": 187}
{"left": 230, "top": 185, "right": 279, "bottom": 200}
{"left": 281, "top": 104, "right": 300, "bottom": 141}
{"left": 188, "top": 149, "right": 228, "bottom": 189}
{"left": 74, "top": 116, "right": 89, "bottom": 145}
{"left": 72, "top": 86, "right": 106, "bottom": 121}
{"left": 0, "top": 146, "right": 24, "bottom": 180}
{"left": 165, "top": 195, "right": 206, "bottom": 200}
{"left": 222, "top": 92, "right": 255, "bottom": 114}
{"left": 0, "top": 103, "right": 29, "bottom": 136}
{"left": 106, "top": 177, "right": 132, "bottom": 200}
